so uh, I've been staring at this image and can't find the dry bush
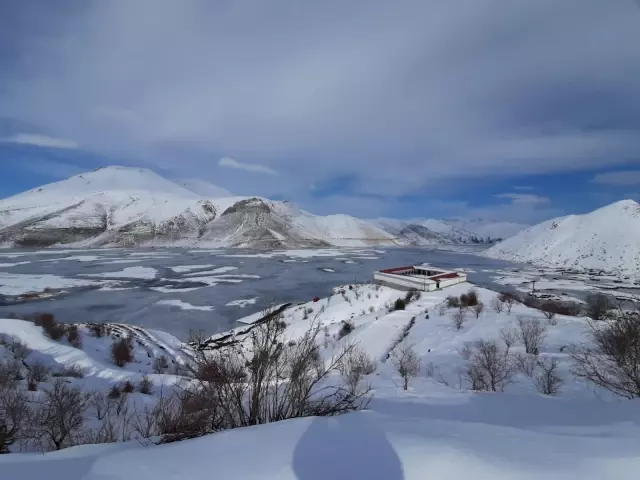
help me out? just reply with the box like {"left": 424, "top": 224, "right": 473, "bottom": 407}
{"left": 585, "top": 294, "right": 612, "bottom": 320}
{"left": 517, "top": 317, "right": 546, "bottom": 355}
{"left": 27, "top": 360, "right": 51, "bottom": 384}
{"left": 465, "top": 340, "right": 515, "bottom": 392}
{"left": 571, "top": 316, "right": 640, "bottom": 398}
{"left": 32, "top": 379, "right": 89, "bottom": 451}
{"left": 391, "top": 342, "right": 420, "bottom": 390}
{"left": 67, "top": 325, "right": 82, "bottom": 349}
{"left": 514, "top": 353, "right": 537, "bottom": 377}
{"left": 111, "top": 338, "right": 133, "bottom": 367}
{"left": 460, "top": 289, "right": 478, "bottom": 307}
{"left": 338, "top": 320, "right": 355, "bottom": 339}
{"left": 184, "top": 308, "right": 371, "bottom": 435}
{"left": 35, "top": 313, "right": 67, "bottom": 341}
{"left": 405, "top": 289, "right": 421, "bottom": 303}
{"left": 446, "top": 296, "right": 461, "bottom": 308}
{"left": 491, "top": 295, "right": 504, "bottom": 313}
{"left": 452, "top": 308, "right": 466, "bottom": 330}
{"left": 500, "top": 327, "right": 518, "bottom": 354}
{"left": 499, "top": 292, "right": 518, "bottom": 314}
{"left": 10, "top": 338, "right": 31, "bottom": 361}
{"left": 139, "top": 376, "right": 153, "bottom": 395}
{"left": 52, "top": 364, "right": 85, "bottom": 378}
{"left": 459, "top": 341, "right": 474, "bottom": 361}
{"left": 88, "top": 323, "right": 107, "bottom": 338}
{"left": 153, "top": 355, "right": 169, "bottom": 374}
{"left": 535, "top": 357, "right": 563, "bottom": 395}
{"left": 0, "top": 386, "right": 30, "bottom": 453}
{"left": 107, "top": 385, "right": 121, "bottom": 399}
{"left": 121, "top": 380, "right": 135, "bottom": 394}
{"left": 0, "top": 361, "right": 20, "bottom": 390}
{"left": 393, "top": 298, "right": 406, "bottom": 311}
{"left": 338, "top": 346, "right": 375, "bottom": 394}
{"left": 540, "top": 300, "right": 581, "bottom": 319}
{"left": 471, "top": 302, "right": 484, "bottom": 319}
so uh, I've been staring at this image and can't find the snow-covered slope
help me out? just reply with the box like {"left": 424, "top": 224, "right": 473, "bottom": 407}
{"left": 483, "top": 200, "right": 640, "bottom": 274}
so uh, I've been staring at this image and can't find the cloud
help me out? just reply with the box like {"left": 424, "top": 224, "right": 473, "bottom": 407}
{"left": 495, "top": 193, "right": 551, "bottom": 205}
{"left": 1, "top": 133, "right": 79, "bottom": 149}
{"left": 592, "top": 170, "right": 640, "bottom": 186}
{"left": 218, "top": 157, "right": 277, "bottom": 175}
{"left": 2, "top": 1, "right": 640, "bottom": 218}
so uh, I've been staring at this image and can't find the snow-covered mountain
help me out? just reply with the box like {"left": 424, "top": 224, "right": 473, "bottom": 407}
{"left": 483, "top": 200, "right": 640, "bottom": 274}
{"left": 0, "top": 167, "right": 400, "bottom": 248}
{"left": 373, "top": 217, "right": 527, "bottom": 245}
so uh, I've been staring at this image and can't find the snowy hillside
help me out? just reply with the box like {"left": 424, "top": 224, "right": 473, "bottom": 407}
{"left": 0, "top": 166, "right": 518, "bottom": 249}
{"left": 483, "top": 200, "right": 640, "bottom": 275}
{"left": 0, "top": 167, "right": 400, "bottom": 248}
{"left": 2, "top": 282, "right": 640, "bottom": 476}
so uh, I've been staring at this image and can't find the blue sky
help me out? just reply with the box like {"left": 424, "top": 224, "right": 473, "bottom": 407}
{"left": 1, "top": 0, "right": 639, "bottom": 224}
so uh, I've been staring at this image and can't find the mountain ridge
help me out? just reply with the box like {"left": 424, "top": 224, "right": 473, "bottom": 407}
{"left": 0, "top": 166, "right": 526, "bottom": 249}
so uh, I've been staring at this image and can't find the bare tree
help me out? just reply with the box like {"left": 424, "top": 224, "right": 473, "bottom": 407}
{"left": 111, "top": 338, "right": 133, "bottom": 367}
{"left": 465, "top": 340, "right": 515, "bottom": 392}
{"left": 517, "top": 316, "right": 546, "bottom": 355}
{"left": 33, "top": 379, "right": 89, "bottom": 450}
{"left": 571, "top": 316, "right": 640, "bottom": 398}
{"left": 0, "top": 387, "right": 30, "bottom": 453}
{"left": 491, "top": 295, "right": 504, "bottom": 314}
{"left": 514, "top": 353, "right": 537, "bottom": 377}
{"left": 452, "top": 308, "right": 466, "bottom": 331}
{"left": 67, "top": 325, "right": 82, "bottom": 349}
{"left": 534, "top": 357, "right": 563, "bottom": 395}
{"left": 585, "top": 294, "right": 611, "bottom": 321}
{"left": 500, "top": 327, "right": 518, "bottom": 354}
{"left": 338, "top": 345, "right": 375, "bottom": 394}
{"left": 471, "top": 302, "right": 484, "bottom": 319}
{"left": 188, "top": 329, "right": 208, "bottom": 350}
{"left": 0, "top": 361, "right": 19, "bottom": 390}
{"left": 153, "top": 355, "right": 169, "bottom": 374}
{"left": 391, "top": 342, "right": 420, "bottom": 390}
{"left": 27, "top": 360, "right": 50, "bottom": 384}
{"left": 10, "top": 338, "right": 30, "bottom": 361}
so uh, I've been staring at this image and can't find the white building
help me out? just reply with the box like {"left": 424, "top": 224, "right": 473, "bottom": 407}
{"left": 373, "top": 265, "right": 467, "bottom": 292}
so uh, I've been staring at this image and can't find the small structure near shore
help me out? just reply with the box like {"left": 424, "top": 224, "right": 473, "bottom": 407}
{"left": 373, "top": 265, "right": 467, "bottom": 292}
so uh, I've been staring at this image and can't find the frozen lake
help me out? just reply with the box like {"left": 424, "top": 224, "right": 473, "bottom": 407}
{"left": 0, "top": 246, "right": 519, "bottom": 339}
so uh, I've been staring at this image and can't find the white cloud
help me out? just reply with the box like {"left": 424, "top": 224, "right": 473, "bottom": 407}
{"left": 592, "top": 170, "right": 640, "bottom": 186}
{"left": 1, "top": 133, "right": 79, "bottom": 149}
{"left": 2, "top": 0, "right": 640, "bottom": 219}
{"left": 218, "top": 157, "right": 277, "bottom": 175}
{"left": 495, "top": 193, "right": 551, "bottom": 205}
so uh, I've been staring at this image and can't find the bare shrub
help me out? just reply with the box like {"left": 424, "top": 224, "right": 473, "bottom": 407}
{"left": 139, "top": 376, "right": 153, "bottom": 395}
{"left": 500, "top": 327, "right": 518, "bottom": 354}
{"left": 571, "top": 316, "right": 640, "bottom": 398}
{"left": 465, "top": 340, "right": 515, "bottom": 392}
{"left": 184, "top": 309, "right": 371, "bottom": 435}
{"left": 452, "top": 308, "right": 466, "bottom": 330}
{"left": 88, "top": 323, "right": 106, "bottom": 338}
{"left": 52, "top": 364, "right": 85, "bottom": 378}
{"left": 153, "top": 355, "right": 169, "bottom": 374}
{"left": 121, "top": 380, "right": 135, "bottom": 394}
{"left": 35, "top": 313, "right": 66, "bottom": 341}
{"left": 460, "top": 289, "right": 478, "bottom": 307}
{"left": 446, "top": 296, "right": 461, "bottom": 308}
{"left": 438, "top": 302, "right": 447, "bottom": 316}
{"left": 471, "top": 302, "right": 484, "bottom": 319}
{"left": 491, "top": 295, "right": 504, "bottom": 313}
{"left": 393, "top": 298, "right": 406, "bottom": 311}
{"left": 10, "top": 338, "right": 30, "bottom": 361}
{"left": 514, "top": 353, "right": 537, "bottom": 377}
{"left": 0, "top": 361, "right": 20, "bottom": 390}
{"left": 338, "top": 346, "right": 375, "bottom": 394}
{"left": 338, "top": 320, "right": 355, "bottom": 339}
{"left": 111, "top": 338, "right": 133, "bottom": 367}
{"left": 33, "top": 379, "right": 89, "bottom": 450}
{"left": 27, "top": 360, "right": 51, "bottom": 384}
{"left": 67, "top": 325, "right": 82, "bottom": 349}
{"left": 517, "top": 317, "right": 546, "bottom": 355}
{"left": 0, "top": 387, "right": 30, "bottom": 453}
{"left": 535, "top": 357, "right": 563, "bottom": 395}
{"left": 368, "top": 305, "right": 375, "bottom": 314}
{"left": 540, "top": 300, "right": 581, "bottom": 319}
{"left": 391, "top": 342, "right": 420, "bottom": 390}
{"left": 585, "top": 294, "right": 612, "bottom": 321}
{"left": 107, "top": 385, "right": 121, "bottom": 399}
{"left": 188, "top": 329, "right": 207, "bottom": 350}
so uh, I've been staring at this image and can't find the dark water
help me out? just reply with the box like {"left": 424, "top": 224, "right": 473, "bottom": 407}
{"left": 0, "top": 247, "right": 517, "bottom": 339}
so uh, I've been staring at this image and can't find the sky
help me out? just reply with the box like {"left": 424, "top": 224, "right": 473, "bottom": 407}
{"left": 1, "top": 0, "right": 639, "bottom": 224}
